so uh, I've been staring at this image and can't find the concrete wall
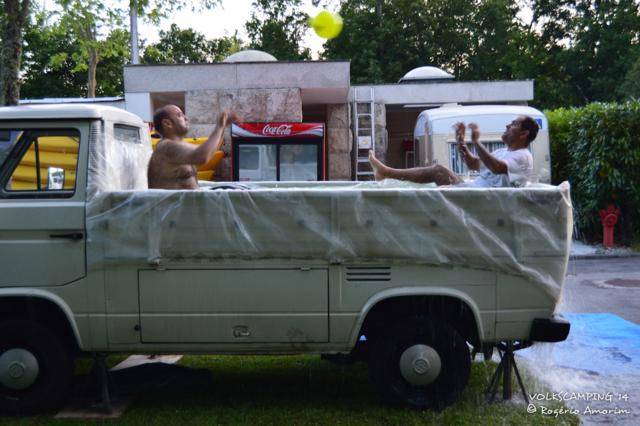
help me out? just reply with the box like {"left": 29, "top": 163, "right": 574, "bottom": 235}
{"left": 185, "top": 88, "right": 303, "bottom": 180}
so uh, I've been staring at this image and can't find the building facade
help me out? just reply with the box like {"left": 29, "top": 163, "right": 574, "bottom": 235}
{"left": 123, "top": 54, "right": 533, "bottom": 181}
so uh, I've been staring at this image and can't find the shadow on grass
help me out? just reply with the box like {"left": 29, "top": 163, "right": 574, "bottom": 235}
{"left": 6, "top": 355, "right": 580, "bottom": 425}
{"left": 117, "top": 356, "right": 578, "bottom": 425}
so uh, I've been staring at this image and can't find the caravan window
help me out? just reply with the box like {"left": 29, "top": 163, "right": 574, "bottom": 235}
{"left": 449, "top": 141, "right": 506, "bottom": 175}
{"left": 449, "top": 141, "right": 532, "bottom": 175}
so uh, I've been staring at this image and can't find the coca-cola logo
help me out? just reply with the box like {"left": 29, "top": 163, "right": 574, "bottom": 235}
{"left": 262, "top": 124, "right": 293, "bottom": 136}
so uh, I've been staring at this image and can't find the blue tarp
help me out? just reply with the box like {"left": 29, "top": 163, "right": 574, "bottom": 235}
{"left": 519, "top": 313, "right": 640, "bottom": 375}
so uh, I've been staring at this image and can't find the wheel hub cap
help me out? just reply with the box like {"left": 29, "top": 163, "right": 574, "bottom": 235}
{"left": 399, "top": 344, "right": 441, "bottom": 386}
{"left": 0, "top": 348, "right": 40, "bottom": 390}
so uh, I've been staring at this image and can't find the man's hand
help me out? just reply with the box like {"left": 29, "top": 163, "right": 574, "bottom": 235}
{"left": 469, "top": 122, "right": 480, "bottom": 145}
{"left": 454, "top": 122, "right": 466, "bottom": 147}
{"left": 454, "top": 122, "right": 481, "bottom": 171}
{"left": 454, "top": 121, "right": 468, "bottom": 155}
{"left": 217, "top": 110, "right": 241, "bottom": 128}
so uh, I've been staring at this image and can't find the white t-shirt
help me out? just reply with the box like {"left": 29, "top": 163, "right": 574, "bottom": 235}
{"left": 467, "top": 148, "right": 533, "bottom": 188}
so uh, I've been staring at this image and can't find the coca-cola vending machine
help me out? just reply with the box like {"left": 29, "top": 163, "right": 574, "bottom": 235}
{"left": 231, "top": 122, "right": 325, "bottom": 182}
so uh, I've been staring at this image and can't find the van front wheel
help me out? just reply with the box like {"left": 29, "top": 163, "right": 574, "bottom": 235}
{"left": 369, "top": 317, "right": 470, "bottom": 409}
{"left": 0, "top": 320, "right": 74, "bottom": 415}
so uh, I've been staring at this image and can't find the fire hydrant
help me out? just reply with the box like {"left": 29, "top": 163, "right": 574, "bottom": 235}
{"left": 599, "top": 205, "right": 620, "bottom": 248}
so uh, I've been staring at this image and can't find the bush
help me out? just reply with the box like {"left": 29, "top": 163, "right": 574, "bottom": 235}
{"left": 547, "top": 101, "right": 640, "bottom": 245}
{"left": 546, "top": 108, "right": 573, "bottom": 184}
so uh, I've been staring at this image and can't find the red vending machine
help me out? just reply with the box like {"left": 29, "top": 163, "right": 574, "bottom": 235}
{"left": 231, "top": 122, "right": 325, "bottom": 182}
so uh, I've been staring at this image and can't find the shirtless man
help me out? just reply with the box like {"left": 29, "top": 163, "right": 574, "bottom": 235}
{"left": 368, "top": 115, "right": 539, "bottom": 187}
{"left": 147, "top": 105, "right": 238, "bottom": 189}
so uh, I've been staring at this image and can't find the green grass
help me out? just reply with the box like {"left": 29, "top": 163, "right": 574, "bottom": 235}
{"left": 3, "top": 355, "right": 579, "bottom": 425}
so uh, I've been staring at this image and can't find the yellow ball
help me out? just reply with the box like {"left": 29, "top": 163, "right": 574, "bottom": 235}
{"left": 309, "top": 11, "right": 343, "bottom": 39}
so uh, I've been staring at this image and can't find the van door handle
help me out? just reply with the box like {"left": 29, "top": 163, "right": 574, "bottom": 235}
{"left": 49, "top": 232, "right": 84, "bottom": 240}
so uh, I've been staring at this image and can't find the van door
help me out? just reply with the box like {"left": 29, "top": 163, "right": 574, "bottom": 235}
{"left": 138, "top": 268, "right": 329, "bottom": 343}
{"left": 0, "top": 124, "right": 88, "bottom": 286}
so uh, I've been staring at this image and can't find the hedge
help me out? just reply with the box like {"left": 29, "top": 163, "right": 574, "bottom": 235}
{"left": 546, "top": 101, "right": 640, "bottom": 245}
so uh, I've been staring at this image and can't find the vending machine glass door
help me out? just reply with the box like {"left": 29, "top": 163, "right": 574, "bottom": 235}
{"left": 280, "top": 144, "right": 318, "bottom": 181}
{"left": 238, "top": 144, "right": 277, "bottom": 181}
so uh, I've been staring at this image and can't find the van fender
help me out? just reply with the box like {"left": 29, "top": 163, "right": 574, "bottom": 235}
{"left": 0, "top": 288, "right": 83, "bottom": 349}
{"left": 348, "top": 286, "right": 485, "bottom": 348}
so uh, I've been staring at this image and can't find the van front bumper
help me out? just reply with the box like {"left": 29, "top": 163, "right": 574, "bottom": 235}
{"left": 529, "top": 316, "right": 570, "bottom": 342}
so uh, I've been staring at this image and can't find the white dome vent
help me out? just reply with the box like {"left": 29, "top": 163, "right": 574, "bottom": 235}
{"left": 223, "top": 50, "right": 277, "bottom": 63}
{"left": 399, "top": 66, "right": 454, "bottom": 84}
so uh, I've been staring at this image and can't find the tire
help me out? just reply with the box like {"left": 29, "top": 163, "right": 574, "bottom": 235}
{"left": 369, "top": 317, "right": 470, "bottom": 409}
{"left": 0, "top": 320, "right": 74, "bottom": 416}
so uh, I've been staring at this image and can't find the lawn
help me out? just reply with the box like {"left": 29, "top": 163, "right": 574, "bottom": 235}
{"left": 3, "top": 355, "right": 579, "bottom": 425}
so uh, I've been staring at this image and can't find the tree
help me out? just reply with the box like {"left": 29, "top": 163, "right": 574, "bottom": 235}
{"left": 20, "top": 10, "right": 86, "bottom": 98}
{"left": 94, "top": 28, "right": 130, "bottom": 96}
{"left": 245, "top": 0, "right": 312, "bottom": 60}
{"left": 0, "top": 0, "right": 31, "bottom": 105}
{"left": 127, "top": 0, "right": 221, "bottom": 64}
{"left": 323, "top": 0, "right": 436, "bottom": 83}
{"left": 562, "top": 0, "right": 640, "bottom": 104}
{"left": 21, "top": 9, "right": 130, "bottom": 98}
{"left": 524, "top": 0, "right": 640, "bottom": 107}
{"left": 620, "top": 56, "right": 640, "bottom": 100}
{"left": 142, "top": 24, "right": 243, "bottom": 64}
{"left": 57, "top": 0, "right": 127, "bottom": 98}
{"left": 462, "top": 0, "right": 520, "bottom": 80}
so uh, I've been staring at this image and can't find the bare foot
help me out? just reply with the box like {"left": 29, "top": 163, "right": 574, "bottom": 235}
{"left": 368, "top": 150, "right": 387, "bottom": 181}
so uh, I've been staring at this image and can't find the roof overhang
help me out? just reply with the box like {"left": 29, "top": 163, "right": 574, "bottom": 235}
{"left": 351, "top": 80, "right": 534, "bottom": 105}
{"left": 124, "top": 61, "right": 351, "bottom": 104}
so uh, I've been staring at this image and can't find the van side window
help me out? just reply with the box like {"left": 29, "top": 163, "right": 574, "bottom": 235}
{"left": 114, "top": 124, "right": 141, "bottom": 144}
{"left": 1, "top": 129, "right": 80, "bottom": 195}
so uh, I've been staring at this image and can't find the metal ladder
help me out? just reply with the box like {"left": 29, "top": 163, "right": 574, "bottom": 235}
{"left": 353, "top": 87, "right": 375, "bottom": 180}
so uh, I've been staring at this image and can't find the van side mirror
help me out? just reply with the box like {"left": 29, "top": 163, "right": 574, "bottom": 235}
{"left": 47, "top": 167, "right": 65, "bottom": 190}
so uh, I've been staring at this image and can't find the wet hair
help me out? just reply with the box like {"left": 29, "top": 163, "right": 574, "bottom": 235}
{"left": 521, "top": 116, "right": 539, "bottom": 144}
{"left": 152, "top": 106, "right": 172, "bottom": 136}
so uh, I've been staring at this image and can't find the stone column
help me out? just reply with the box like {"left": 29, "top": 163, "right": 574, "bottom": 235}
{"left": 185, "top": 88, "right": 303, "bottom": 180}
{"left": 326, "top": 103, "right": 352, "bottom": 180}
{"left": 374, "top": 102, "right": 388, "bottom": 161}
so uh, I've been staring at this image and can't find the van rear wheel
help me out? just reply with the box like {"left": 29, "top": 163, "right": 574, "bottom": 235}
{"left": 0, "top": 320, "right": 73, "bottom": 416}
{"left": 369, "top": 317, "right": 470, "bottom": 409}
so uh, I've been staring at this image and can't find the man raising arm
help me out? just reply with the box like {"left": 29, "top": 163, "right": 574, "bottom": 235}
{"left": 369, "top": 115, "right": 538, "bottom": 187}
{"left": 147, "top": 105, "right": 238, "bottom": 189}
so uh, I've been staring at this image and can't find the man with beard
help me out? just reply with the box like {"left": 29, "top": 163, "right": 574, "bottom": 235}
{"left": 368, "top": 115, "right": 539, "bottom": 187}
{"left": 147, "top": 104, "right": 238, "bottom": 189}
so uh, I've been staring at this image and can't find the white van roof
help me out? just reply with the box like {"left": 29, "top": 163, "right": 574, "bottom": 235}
{"left": 0, "top": 104, "right": 144, "bottom": 126}
{"left": 414, "top": 105, "right": 546, "bottom": 139}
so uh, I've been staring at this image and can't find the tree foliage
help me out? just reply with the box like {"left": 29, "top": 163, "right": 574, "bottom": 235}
{"left": 129, "top": 0, "right": 221, "bottom": 24}
{"left": 323, "top": 0, "right": 640, "bottom": 109}
{"left": 142, "top": 24, "right": 243, "bottom": 64}
{"left": 20, "top": 9, "right": 129, "bottom": 98}
{"left": 620, "top": 56, "right": 640, "bottom": 101}
{"left": 21, "top": 10, "right": 85, "bottom": 98}
{"left": 56, "top": 0, "right": 128, "bottom": 98}
{"left": 245, "top": 0, "right": 312, "bottom": 60}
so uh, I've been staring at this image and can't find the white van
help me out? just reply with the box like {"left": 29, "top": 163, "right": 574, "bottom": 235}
{"left": 0, "top": 105, "right": 571, "bottom": 414}
{"left": 413, "top": 105, "right": 551, "bottom": 183}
